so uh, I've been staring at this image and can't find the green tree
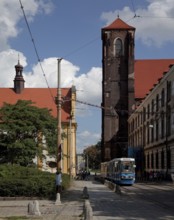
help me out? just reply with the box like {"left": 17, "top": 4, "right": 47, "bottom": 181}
{"left": 0, "top": 100, "right": 57, "bottom": 166}
{"left": 83, "top": 141, "right": 101, "bottom": 170}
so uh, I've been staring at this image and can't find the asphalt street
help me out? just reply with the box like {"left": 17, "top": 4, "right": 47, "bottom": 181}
{"left": 0, "top": 176, "right": 174, "bottom": 220}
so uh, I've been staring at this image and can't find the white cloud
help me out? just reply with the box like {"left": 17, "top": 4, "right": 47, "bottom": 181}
{"left": 37, "top": 0, "right": 54, "bottom": 14}
{"left": 101, "top": 0, "right": 174, "bottom": 47}
{"left": 73, "top": 67, "right": 102, "bottom": 118}
{"left": 0, "top": 49, "right": 102, "bottom": 119}
{"left": 0, "top": 48, "right": 101, "bottom": 152}
{"left": 0, "top": 49, "right": 27, "bottom": 87}
{"left": 7, "top": 0, "right": 174, "bottom": 152}
{"left": 77, "top": 130, "right": 101, "bottom": 153}
{"left": 0, "top": 0, "right": 102, "bottom": 154}
{"left": 24, "top": 58, "right": 80, "bottom": 88}
{"left": 0, "top": 50, "right": 97, "bottom": 95}
{"left": 24, "top": 58, "right": 102, "bottom": 118}
{"left": 74, "top": 67, "right": 102, "bottom": 104}
{"left": 0, "top": 0, "right": 53, "bottom": 51}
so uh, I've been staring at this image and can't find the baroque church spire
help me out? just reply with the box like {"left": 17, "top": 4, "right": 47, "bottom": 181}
{"left": 14, "top": 56, "right": 25, "bottom": 94}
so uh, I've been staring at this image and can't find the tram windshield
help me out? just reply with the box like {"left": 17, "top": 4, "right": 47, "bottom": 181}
{"left": 121, "top": 161, "right": 135, "bottom": 172}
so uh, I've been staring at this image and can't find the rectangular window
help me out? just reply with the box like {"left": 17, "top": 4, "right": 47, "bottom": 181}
{"left": 141, "top": 112, "right": 143, "bottom": 124}
{"left": 147, "top": 154, "right": 149, "bottom": 169}
{"left": 161, "top": 113, "right": 165, "bottom": 138}
{"left": 151, "top": 121, "right": 154, "bottom": 143}
{"left": 151, "top": 99, "right": 154, "bottom": 115}
{"left": 166, "top": 105, "right": 171, "bottom": 137}
{"left": 143, "top": 107, "right": 146, "bottom": 121}
{"left": 143, "top": 125, "right": 146, "bottom": 146}
{"left": 161, "top": 89, "right": 165, "bottom": 107}
{"left": 151, "top": 153, "right": 154, "bottom": 169}
{"left": 167, "top": 81, "right": 171, "bottom": 102}
{"left": 167, "top": 148, "right": 171, "bottom": 169}
{"left": 147, "top": 123, "right": 150, "bottom": 144}
{"left": 156, "top": 120, "right": 159, "bottom": 141}
{"left": 147, "top": 104, "right": 150, "bottom": 119}
{"left": 156, "top": 94, "right": 159, "bottom": 111}
{"left": 156, "top": 152, "right": 159, "bottom": 169}
{"left": 161, "top": 150, "right": 164, "bottom": 169}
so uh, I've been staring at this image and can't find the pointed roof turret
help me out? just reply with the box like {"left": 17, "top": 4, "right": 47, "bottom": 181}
{"left": 14, "top": 58, "right": 25, "bottom": 94}
{"left": 15, "top": 57, "right": 23, "bottom": 76}
{"left": 103, "top": 17, "right": 135, "bottom": 30}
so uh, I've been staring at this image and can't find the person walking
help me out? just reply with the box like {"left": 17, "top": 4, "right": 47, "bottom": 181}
{"left": 56, "top": 169, "right": 62, "bottom": 194}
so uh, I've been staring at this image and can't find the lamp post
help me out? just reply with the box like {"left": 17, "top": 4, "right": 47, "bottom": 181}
{"left": 86, "top": 154, "right": 89, "bottom": 173}
{"left": 57, "top": 58, "right": 62, "bottom": 171}
{"left": 69, "top": 111, "right": 72, "bottom": 177}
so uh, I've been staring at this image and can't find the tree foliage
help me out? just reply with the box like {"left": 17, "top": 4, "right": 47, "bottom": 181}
{"left": 0, "top": 100, "right": 57, "bottom": 166}
{"left": 83, "top": 141, "right": 101, "bottom": 170}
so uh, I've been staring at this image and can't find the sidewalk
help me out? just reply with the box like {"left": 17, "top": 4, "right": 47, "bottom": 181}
{"left": 0, "top": 179, "right": 89, "bottom": 220}
{"left": 0, "top": 176, "right": 173, "bottom": 220}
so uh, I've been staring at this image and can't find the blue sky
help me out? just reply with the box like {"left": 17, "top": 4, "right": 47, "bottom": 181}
{"left": 1, "top": 0, "right": 174, "bottom": 153}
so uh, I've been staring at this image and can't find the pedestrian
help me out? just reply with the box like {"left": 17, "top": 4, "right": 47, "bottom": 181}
{"left": 56, "top": 169, "right": 62, "bottom": 194}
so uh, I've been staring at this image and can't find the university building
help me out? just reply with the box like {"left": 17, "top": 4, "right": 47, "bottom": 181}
{"left": 128, "top": 64, "right": 174, "bottom": 178}
{"left": 101, "top": 17, "right": 174, "bottom": 178}
{"left": 0, "top": 60, "right": 77, "bottom": 176}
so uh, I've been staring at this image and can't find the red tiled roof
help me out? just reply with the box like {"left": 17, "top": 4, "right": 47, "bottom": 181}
{"left": 103, "top": 18, "right": 135, "bottom": 30}
{"left": 0, "top": 88, "right": 71, "bottom": 122}
{"left": 135, "top": 59, "right": 174, "bottom": 99}
{"left": 1, "top": 59, "right": 174, "bottom": 117}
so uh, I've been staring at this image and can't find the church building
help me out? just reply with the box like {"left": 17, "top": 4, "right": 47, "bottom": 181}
{"left": 101, "top": 17, "right": 174, "bottom": 162}
{"left": 0, "top": 60, "right": 77, "bottom": 176}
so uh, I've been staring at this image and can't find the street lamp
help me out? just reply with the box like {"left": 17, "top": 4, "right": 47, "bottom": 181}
{"left": 57, "top": 58, "right": 62, "bottom": 171}
{"left": 86, "top": 154, "right": 89, "bottom": 172}
{"left": 69, "top": 111, "right": 73, "bottom": 177}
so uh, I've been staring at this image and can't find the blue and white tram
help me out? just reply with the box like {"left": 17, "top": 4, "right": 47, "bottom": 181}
{"left": 106, "top": 158, "right": 136, "bottom": 185}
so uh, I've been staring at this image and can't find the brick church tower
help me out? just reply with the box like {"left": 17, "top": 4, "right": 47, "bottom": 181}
{"left": 101, "top": 17, "right": 135, "bottom": 162}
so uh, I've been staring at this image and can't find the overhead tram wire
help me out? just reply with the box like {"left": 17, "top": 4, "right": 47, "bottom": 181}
{"left": 131, "top": 0, "right": 136, "bottom": 14}
{"left": 126, "top": 0, "right": 141, "bottom": 22}
{"left": 19, "top": 0, "right": 174, "bottom": 116}
{"left": 19, "top": 0, "right": 101, "bottom": 105}
{"left": 128, "top": 0, "right": 174, "bottom": 21}
{"left": 19, "top": 1, "right": 101, "bottom": 112}
{"left": 63, "top": 36, "right": 99, "bottom": 59}
{"left": 62, "top": 96, "right": 172, "bottom": 117}
{"left": 130, "top": 0, "right": 140, "bottom": 18}
{"left": 19, "top": 0, "right": 55, "bottom": 103}
{"left": 139, "top": 15, "right": 174, "bottom": 19}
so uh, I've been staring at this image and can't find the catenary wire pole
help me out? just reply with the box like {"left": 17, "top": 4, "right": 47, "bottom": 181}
{"left": 57, "top": 58, "right": 62, "bottom": 171}
{"left": 69, "top": 112, "right": 72, "bottom": 177}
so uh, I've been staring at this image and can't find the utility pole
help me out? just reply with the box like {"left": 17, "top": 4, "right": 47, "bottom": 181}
{"left": 57, "top": 58, "right": 62, "bottom": 171}
{"left": 86, "top": 154, "right": 89, "bottom": 172}
{"left": 69, "top": 112, "right": 72, "bottom": 177}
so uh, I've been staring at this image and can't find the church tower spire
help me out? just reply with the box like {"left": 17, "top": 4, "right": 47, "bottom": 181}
{"left": 101, "top": 18, "right": 135, "bottom": 161}
{"left": 14, "top": 57, "right": 25, "bottom": 94}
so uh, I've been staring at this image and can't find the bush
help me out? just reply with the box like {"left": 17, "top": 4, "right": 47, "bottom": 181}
{"left": 0, "top": 164, "right": 70, "bottom": 199}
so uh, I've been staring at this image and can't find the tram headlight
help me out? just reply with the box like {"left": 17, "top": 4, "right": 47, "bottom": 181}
{"left": 128, "top": 176, "right": 133, "bottom": 179}
{"left": 121, "top": 175, "right": 133, "bottom": 179}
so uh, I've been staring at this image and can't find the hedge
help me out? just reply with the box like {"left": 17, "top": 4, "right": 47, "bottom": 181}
{"left": 0, "top": 164, "right": 70, "bottom": 199}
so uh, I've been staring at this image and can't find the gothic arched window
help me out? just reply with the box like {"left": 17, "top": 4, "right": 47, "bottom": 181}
{"left": 114, "top": 38, "right": 123, "bottom": 56}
